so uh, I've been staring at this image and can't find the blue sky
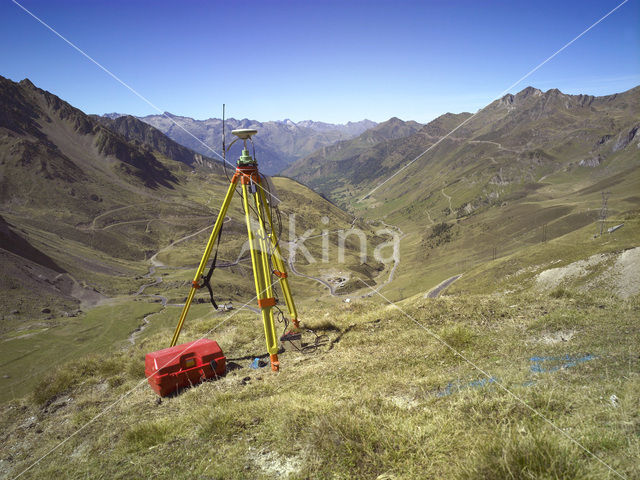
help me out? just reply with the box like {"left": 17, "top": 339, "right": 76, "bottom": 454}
{"left": 1, "top": 0, "right": 638, "bottom": 123}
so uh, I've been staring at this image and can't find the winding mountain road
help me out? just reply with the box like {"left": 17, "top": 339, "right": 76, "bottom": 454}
{"left": 426, "top": 274, "right": 462, "bottom": 298}
{"left": 150, "top": 216, "right": 231, "bottom": 267}
{"left": 285, "top": 218, "right": 403, "bottom": 297}
{"left": 376, "top": 221, "right": 404, "bottom": 291}
{"left": 130, "top": 212, "right": 404, "bottom": 343}
{"left": 286, "top": 247, "right": 337, "bottom": 295}
{"left": 129, "top": 215, "right": 254, "bottom": 344}
{"left": 468, "top": 139, "right": 522, "bottom": 154}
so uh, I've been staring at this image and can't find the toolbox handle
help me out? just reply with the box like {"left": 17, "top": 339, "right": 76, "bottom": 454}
{"left": 166, "top": 360, "right": 223, "bottom": 378}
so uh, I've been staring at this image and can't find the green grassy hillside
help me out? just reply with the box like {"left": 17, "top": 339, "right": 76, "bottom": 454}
{"left": 1, "top": 78, "right": 638, "bottom": 479}
{"left": 1, "top": 278, "right": 637, "bottom": 479}
{"left": 0, "top": 77, "right": 386, "bottom": 403}
{"left": 282, "top": 85, "right": 640, "bottom": 300}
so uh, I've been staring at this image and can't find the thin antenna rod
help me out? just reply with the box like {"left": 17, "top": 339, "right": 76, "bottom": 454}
{"left": 222, "top": 104, "right": 226, "bottom": 161}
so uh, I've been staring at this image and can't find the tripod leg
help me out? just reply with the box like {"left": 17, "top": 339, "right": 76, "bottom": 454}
{"left": 242, "top": 183, "right": 279, "bottom": 371}
{"left": 257, "top": 185, "right": 299, "bottom": 328}
{"left": 169, "top": 178, "right": 237, "bottom": 347}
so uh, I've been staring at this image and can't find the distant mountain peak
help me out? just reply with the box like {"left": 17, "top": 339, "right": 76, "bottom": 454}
{"left": 102, "top": 112, "right": 125, "bottom": 119}
{"left": 138, "top": 115, "right": 379, "bottom": 174}
{"left": 499, "top": 86, "right": 547, "bottom": 107}
{"left": 18, "top": 78, "right": 36, "bottom": 89}
{"left": 515, "top": 86, "right": 543, "bottom": 99}
{"left": 545, "top": 88, "right": 563, "bottom": 96}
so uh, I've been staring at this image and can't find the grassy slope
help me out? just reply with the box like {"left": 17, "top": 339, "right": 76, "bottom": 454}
{"left": 0, "top": 163, "right": 385, "bottom": 403}
{"left": 378, "top": 166, "right": 640, "bottom": 302}
{"left": 2, "top": 82, "right": 638, "bottom": 478}
{"left": 0, "top": 283, "right": 637, "bottom": 479}
{"left": 280, "top": 86, "right": 640, "bottom": 301}
{"left": 0, "top": 77, "right": 387, "bottom": 404}
{"left": 341, "top": 120, "right": 640, "bottom": 301}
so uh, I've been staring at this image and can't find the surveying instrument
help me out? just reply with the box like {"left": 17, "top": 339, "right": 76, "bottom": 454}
{"left": 168, "top": 127, "right": 299, "bottom": 372}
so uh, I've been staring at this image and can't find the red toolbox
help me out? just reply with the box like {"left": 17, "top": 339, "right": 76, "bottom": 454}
{"left": 145, "top": 339, "right": 226, "bottom": 397}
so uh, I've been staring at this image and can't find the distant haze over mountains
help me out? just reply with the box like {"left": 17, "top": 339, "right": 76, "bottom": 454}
{"left": 279, "top": 83, "right": 640, "bottom": 305}
{"left": 103, "top": 113, "right": 378, "bottom": 174}
{"left": 0, "top": 74, "right": 368, "bottom": 324}
{"left": 283, "top": 117, "right": 424, "bottom": 182}
{"left": 283, "top": 85, "right": 640, "bottom": 211}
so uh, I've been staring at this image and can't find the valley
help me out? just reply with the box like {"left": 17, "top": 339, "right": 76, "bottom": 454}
{"left": 0, "top": 75, "right": 388, "bottom": 402}
{"left": 281, "top": 86, "right": 640, "bottom": 301}
{"left": 0, "top": 76, "right": 638, "bottom": 479}
{"left": 2, "top": 0, "right": 639, "bottom": 476}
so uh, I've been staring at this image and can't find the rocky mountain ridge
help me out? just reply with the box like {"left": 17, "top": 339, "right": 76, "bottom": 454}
{"left": 136, "top": 113, "right": 377, "bottom": 174}
{"left": 283, "top": 85, "right": 640, "bottom": 213}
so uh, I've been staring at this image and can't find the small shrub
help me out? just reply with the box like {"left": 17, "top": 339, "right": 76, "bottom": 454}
{"left": 305, "top": 319, "right": 340, "bottom": 332}
{"left": 302, "top": 411, "right": 386, "bottom": 477}
{"left": 124, "top": 420, "right": 173, "bottom": 451}
{"left": 107, "top": 374, "right": 125, "bottom": 388}
{"left": 426, "top": 222, "right": 454, "bottom": 248}
{"left": 197, "top": 407, "right": 244, "bottom": 440}
{"left": 32, "top": 354, "right": 130, "bottom": 406}
{"left": 125, "top": 356, "right": 145, "bottom": 379}
{"left": 439, "top": 324, "right": 474, "bottom": 350}
{"left": 32, "top": 368, "right": 78, "bottom": 406}
{"left": 549, "top": 287, "right": 571, "bottom": 299}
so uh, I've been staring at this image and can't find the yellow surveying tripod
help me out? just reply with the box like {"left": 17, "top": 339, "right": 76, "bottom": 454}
{"left": 169, "top": 128, "right": 299, "bottom": 371}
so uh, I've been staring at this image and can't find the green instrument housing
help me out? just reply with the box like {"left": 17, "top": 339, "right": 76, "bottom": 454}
{"left": 237, "top": 148, "right": 256, "bottom": 166}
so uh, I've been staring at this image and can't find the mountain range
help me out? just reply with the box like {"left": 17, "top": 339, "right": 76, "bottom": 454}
{"left": 284, "top": 86, "right": 639, "bottom": 215}
{"left": 0, "top": 75, "right": 215, "bottom": 322}
{"left": 281, "top": 84, "right": 639, "bottom": 300}
{"left": 282, "top": 116, "right": 424, "bottom": 185}
{"left": 132, "top": 113, "right": 377, "bottom": 174}
{"left": 0, "top": 75, "right": 374, "bottom": 326}
{"left": 1, "top": 74, "right": 639, "bottom": 479}
{"left": 2, "top": 75, "right": 638, "bottom": 315}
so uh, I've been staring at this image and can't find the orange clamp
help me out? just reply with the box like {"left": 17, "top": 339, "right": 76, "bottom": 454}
{"left": 257, "top": 297, "right": 276, "bottom": 308}
{"left": 273, "top": 270, "right": 288, "bottom": 279}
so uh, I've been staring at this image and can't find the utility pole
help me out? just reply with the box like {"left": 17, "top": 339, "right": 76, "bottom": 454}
{"left": 599, "top": 191, "right": 610, "bottom": 236}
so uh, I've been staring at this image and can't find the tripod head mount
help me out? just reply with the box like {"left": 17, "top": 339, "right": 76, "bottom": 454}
{"left": 231, "top": 129, "right": 258, "bottom": 166}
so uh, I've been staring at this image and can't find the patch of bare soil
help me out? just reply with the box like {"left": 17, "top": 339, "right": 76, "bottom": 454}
{"left": 602, "top": 247, "right": 640, "bottom": 299}
{"left": 249, "top": 448, "right": 302, "bottom": 478}
{"left": 539, "top": 330, "right": 575, "bottom": 345}
{"left": 535, "top": 247, "right": 640, "bottom": 299}
{"left": 535, "top": 253, "right": 611, "bottom": 289}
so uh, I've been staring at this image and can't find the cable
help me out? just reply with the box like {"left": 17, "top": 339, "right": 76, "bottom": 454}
{"left": 259, "top": 174, "right": 283, "bottom": 249}
{"left": 221, "top": 104, "right": 232, "bottom": 185}
{"left": 275, "top": 306, "right": 329, "bottom": 355}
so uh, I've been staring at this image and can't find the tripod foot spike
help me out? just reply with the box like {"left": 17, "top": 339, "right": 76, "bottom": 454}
{"left": 292, "top": 318, "right": 300, "bottom": 328}
{"left": 270, "top": 354, "right": 280, "bottom": 372}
